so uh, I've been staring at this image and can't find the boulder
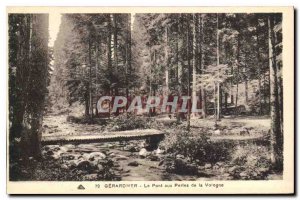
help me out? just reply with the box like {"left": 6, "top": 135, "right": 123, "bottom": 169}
{"left": 61, "top": 164, "right": 69, "bottom": 170}
{"left": 84, "top": 173, "right": 98, "bottom": 180}
{"left": 149, "top": 155, "right": 160, "bottom": 161}
{"left": 59, "top": 146, "right": 69, "bottom": 153}
{"left": 60, "top": 153, "right": 76, "bottom": 160}
{"left": 129, "top": 146, "right": 139, "bottom": 152}
{"left": 89, "top": 152, "right": 106, "bottom": 161}
{"left": 64, "top": 144, "right": 75, "bottom": 149}
{"left": 81, "top": 153, "right": 90, "bottom": 160}
{"left": 174, "top": 158, "right": 198, "bottom": 175}
{"left": 239, "top": 172, "right": 248, "bottom": 177}
{"left": 97, "top": 164, "right": 104, "bottom": 172}
{"left": 139, "top": 148, "right": 149, "bottom": 158}
{"left": 228, "top": 166, "right": 237, "bottom": 173}
{"left": 154, "top": 148, "right": 164, "bottom": 155}
{"left": 46, "top": 150, "right": 54, "bottom": 156}
{"left": 51, "top": 154, "right": 60, "bottom": 160}
{"left": 76, "top": 160, "right": 93, "bottom": 172}
{"left": 115, "top": 155, "right": 128, "bottom": 161}
{"left": 128, "top": 161, "right": 139, "bottom": 167}
{"left": 214, "top": 129, "right": 221, "bottom": 135}
{"left": 257, "top": 167, "right": 269, "bottom": 173}
{"left": 204, "top": 163, "right": 212, "bottom": 169}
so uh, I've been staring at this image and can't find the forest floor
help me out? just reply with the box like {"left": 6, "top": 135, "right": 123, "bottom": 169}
{"left": 10, "top": 113, "right": 282, "bottom": 181}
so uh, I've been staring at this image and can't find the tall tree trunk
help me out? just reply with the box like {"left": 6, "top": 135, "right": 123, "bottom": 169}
{"left": 216, "top": 14, "right": 221, "bottom": 120}
{"left": 124, "top": 14, "right": 130, "bottom": 115}
{"left": 88, "top": 39, "right": 93, "bottom": 118}
{"left": 268, "top": 16, "right": 283, "bottom": 170}
{"left": 256, "top": 18, "right": 263, "bottom": 115}
{"left": 235, "top": 32, "right": 240, "bottom": 115}
{"left": 165, "top": 26, "right": 169, "bottom": 95}
{"left": 199, "top": 14, "right": 206, "bottom": 119}
{"left": 192, "top": 14, "right": 198, "bottom": 117}
{"left": 186, "top": 15, "right": 192, "bottom": 131}
{"left": 95, "top": 39, "right": 100, "bottom": 117}
{"left": 244, "top": 64, "right": 248, "bottom": 106}
{"left": 107, "top": 15, "right": 112, "bottom": 76}
{"left": 113, "top": 14, "right": 118, "bottom": 69}
{"left": 11, "top": 15, "right": 31, "bottom": 141}
{"left": 85, "top": 86, "right": 89, "bottom": 116}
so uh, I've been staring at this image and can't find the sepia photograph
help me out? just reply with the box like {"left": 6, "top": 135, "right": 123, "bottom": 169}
{"left": 6, "top": 6, "right": 294, "bottom": 194}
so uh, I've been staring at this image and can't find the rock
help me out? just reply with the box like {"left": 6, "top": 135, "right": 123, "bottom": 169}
{"left": 214, "top": 129, "right": 221, "bottom": 135}
{"left": 89, "top": 152, "right": 106, "bottom": 161}
{"left": 60, "top": 153, "right": 76, "bottom": 160}
{"left": 153, "top": 148, "right": 163, "bottom": 155}
{"left": 51, "top": 154, "right": 60, "bottom": 160}
{"left": 139, "top": 148, "right": 149, "bottom": 158}
{"left": 77, "top": 160, "right": 93, "bottom": 171}
{"left": 204, "top": 163, "right": 212, "bottom": 169}
{"left": 198, "top": 165, "right": 205, "bottom": 170}
{"left": 213, "top": 165, "right": 219, "bottom": 170}
{"left": 82, "top": 153, "right": 90, "bottom": 160}
{"left": 128, "top": 161, "right": 139, "bottom": 167}
{"left": 53, "top": 146, "right": 60, "bottom": 151}
{"left": 215, "top": 162, "right": 224, "bottom": 166}
{"left": 61, "top": 164, "right": 69, "bottom": 170}
{"left": 252, "top": 172, "right": 258, "bottom": 177}
{"left": 158, "top": 160, "right": 164, "bottom": 166}
{"left": 115, "top": 155, "right": 128, "bottom": 161}
{"left": 41, "top": 150, "right": 47, "bottom": 157}
{"left": 59, "top": 146, "right": 69, "bottom": 153}
{"left": 84, "top": 174, "right": 98, "bottom": 180}
{"left": 228, "top": 166, "right": 237, "bottom": 173}
{"left": 55, "top": 150, "right": 64, "bottom": 157}
{"left": 68, "top": 160, "right": 78, "bottom": 168}
{"left": 108, "top": 152, "right": 116, "bottom": 157}
{"left": 187, "top": 163, "right": 198, "bottom": 175}
{"left": 239, "top": 172, "right": 248, "bottom": 177}
{"left": 223, "top": 173, "right": 231, "bottom": 177}
{"left": 89, "top": 160, "right": 99, "bottom": 167}
{"left": 97, "top": 164, "right": 104, "bottom": 172}
{"left": 176, "top": 154, "right": 185, "bottom": 159}
{"left": 46, "top": 150, "right": 54, "bottom": 156}
{"left": 257, "top": 167, "right": 269, "bottom": 173}
{"left": 149, "top": 155, "right": 160, "bottom": 161}
{"left": 126, "top": 146, "right": 139, "bottom": 152}
{"left": 107, "top": 144, "right": 115, "bottom": 149}
{"left": 64, "top": 144, "right": 75, "bottom": 149}
{"left": 174, "top": 159, "right": 187, "bottom": 173}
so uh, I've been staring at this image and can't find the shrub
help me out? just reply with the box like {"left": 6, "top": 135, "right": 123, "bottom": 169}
{"left": 161, "top": 129, "right": 233, "bottom": 164}
{"left": 107, "top": 114, "right": 153, "bottom": 131}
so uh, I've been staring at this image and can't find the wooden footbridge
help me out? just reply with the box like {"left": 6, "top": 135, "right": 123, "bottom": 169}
{"left": 41, "top": 129, "right": 165, "bottom": 146}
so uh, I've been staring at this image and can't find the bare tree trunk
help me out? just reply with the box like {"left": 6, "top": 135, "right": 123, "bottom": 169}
{"left": 256, "top": 18, "right": 263, "bottom": 115}
{"left": 187, "top": 15, "right": 191, "bottom": 131}
{"left": 192, "top": 14, "right": 198, "bottom": 117}
{"left": 165, "top": 26, "right": 169, "bottom": 95}
{"left": 88, "top": 39, "right": 93, "bottom": 118}
{"left": 107, "top": 15, "right": 112, "bottom": 74}
{"left": 235, "top": 33, "right": 240, "bottom": 115}
{"left": 199, "top": 14, "right": 206, "bottom": 119}
{"left": 216, "top": 14, "right": 221, "bottom": 120}
{"left": 268, "top": 16, "right": 283, "bottom": 171}
{"left": 113, "top": 14, "right": 118, "bottom": 69}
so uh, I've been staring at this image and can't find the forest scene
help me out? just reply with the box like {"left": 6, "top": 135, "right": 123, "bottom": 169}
{"left": 9, "top": 12, "right": 283, "bottom": 181}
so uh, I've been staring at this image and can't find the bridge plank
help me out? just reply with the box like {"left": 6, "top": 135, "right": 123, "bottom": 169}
{"left": 42, "top": 129, "right": 164, "bottom": 145}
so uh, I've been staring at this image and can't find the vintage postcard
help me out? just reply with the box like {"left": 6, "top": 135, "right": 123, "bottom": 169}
{"left": 7, "top": 6, "right": 294, "bottom": 194}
